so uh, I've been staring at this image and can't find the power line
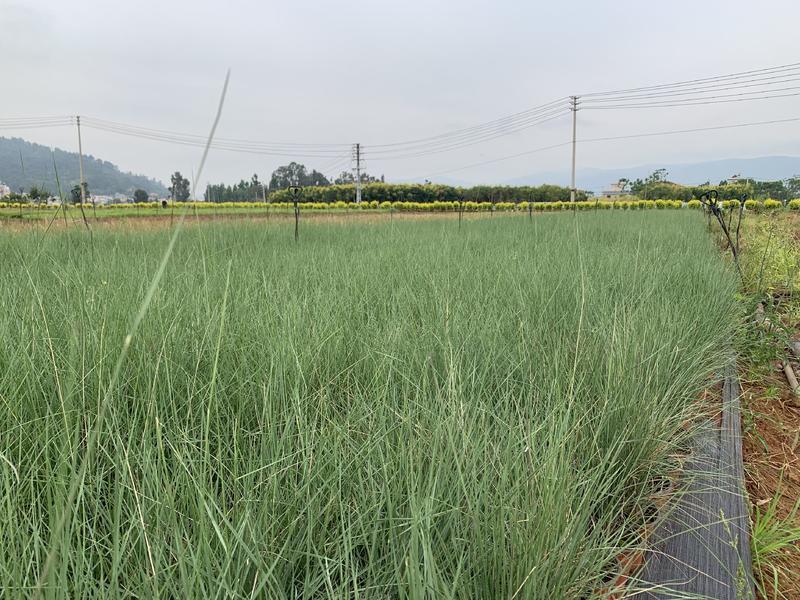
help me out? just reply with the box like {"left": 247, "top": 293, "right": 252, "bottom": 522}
{"left": 0, "top": 123, "right": 73, "bottom": 131}
{"left": 583, "top": 90, "right": 800, "bottom": 110}
{"left": 581, "top": 73, "right": 800, "bottom": 103}
{"left": 81, "top": 120, "right": 350, "bottom": 158}
{"left": 318, "top": 153, "right": 351, "bottom": 172}
{"left": 81, "top": 116, "right": 350, "bottom": 150}
{"left": 579, "top": 115, "right": 800, "bottom": 143}
{"left": 321, "top": 156, "right": 353, "bottom": 182}
{"left": 404, "top": 115, "right": 800, "bottom": 181}
{"left": 4, "top": 58, "right": 800, "bottom": 175}
{"left": 0, "top": 116, "right": 73, "bottom": 123}
{"left": 365, "top": 97, "right": 568, "bottom": 149}
{"left": 80, "top": 101, "right": 569, "bottom": 160}
{"left": 0, "top": 116, "right": 74, "bottom": 130}
{"left": 363, "top": 106, "right": 569, "bottom": 157}
{"left": 409, "top": 141, "right": 573, "bottom": 180}
{"left": 364, "top": 109, "right": 569, "bottom": 161}
{"left": 581, "top": 60, "right": 800, "bottom": 97}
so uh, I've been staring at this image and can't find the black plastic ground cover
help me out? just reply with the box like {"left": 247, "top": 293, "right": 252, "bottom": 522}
{"left": 633, "top": 365, "right": 755, "bottom": 599}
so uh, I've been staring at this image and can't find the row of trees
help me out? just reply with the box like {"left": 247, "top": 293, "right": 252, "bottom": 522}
{"left": 201, "top": 163, "right": 388, "bottom": 202}
{"left": 196, "top": 162, "right": 583, "bottom": 204}
{"left": 266, "top": 182, "right": 583, "bottom": 204}
{"left": 8, "top": 180, "right": 581, "bottom": 206}
{"left": 617, "top": 169, "right": 800, "bottom": 201}
{"left": 205, "top": 175, "right": 265, "bottom": 203}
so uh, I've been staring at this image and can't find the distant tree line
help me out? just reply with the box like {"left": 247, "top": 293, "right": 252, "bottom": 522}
{"left": 205, "top": 174, "right": 265, "bottom": 203}
{"left": 267, "top": 182, "right": 584, "bottom": 204}
{"left": 202, "top": 163, "right": 387, "bottom": 202}
{"left": 198, "top": 162, "right": 583, "bottom": 204}
{"left": 332, "top": 171, "right": 384, "bottom": 185}
{"left": 616, "top": 169, "right": 800, "bottom": 201}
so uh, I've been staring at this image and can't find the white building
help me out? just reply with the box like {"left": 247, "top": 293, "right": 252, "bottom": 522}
{"left": 0, "top": 182, "right": 11, "bottom": 198}
{"left": 601, "top": 181, "right": 627, "bottom": 198}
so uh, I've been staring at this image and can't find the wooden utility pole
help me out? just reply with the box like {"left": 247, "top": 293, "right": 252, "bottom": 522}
{"left": 354, "top": 143, "right": 362, "bottom": 203}
{"left": 76, "top": 115, "right": 87, "bottom": 207}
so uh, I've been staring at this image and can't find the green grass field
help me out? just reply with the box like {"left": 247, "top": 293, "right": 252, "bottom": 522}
{"left": 0, "top": 204, "right": 295, "bottom": 221}
{"left": 0, "top": 212, "right": 737, "bottom": 598}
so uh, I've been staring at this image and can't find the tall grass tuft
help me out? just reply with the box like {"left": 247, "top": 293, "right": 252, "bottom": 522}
{"left": 0, "top": 212, "right": 737, "bottom": 598}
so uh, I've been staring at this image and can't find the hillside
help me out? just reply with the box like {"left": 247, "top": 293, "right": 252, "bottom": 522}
{"left": 0, "top": 137, "right": 167, "bottom": 196}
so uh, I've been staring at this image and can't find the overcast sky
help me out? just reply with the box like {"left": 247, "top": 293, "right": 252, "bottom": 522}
{"left": 2, "top": 0, "right": 800, "bottom": 189}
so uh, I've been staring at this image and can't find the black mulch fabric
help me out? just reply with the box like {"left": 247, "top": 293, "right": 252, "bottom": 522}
{"left": 633, "top": 366, "right": 755, "bottom": 599}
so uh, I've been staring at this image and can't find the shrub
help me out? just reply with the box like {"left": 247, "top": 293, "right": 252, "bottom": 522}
{"left": 721, "top": 200, "right": 741, "bottom": 211}
{"left": 744, "top": 199, "right": 762, "bottom": 212}
{"left": 763, "top": 199, "right": 783, "bottom": 211}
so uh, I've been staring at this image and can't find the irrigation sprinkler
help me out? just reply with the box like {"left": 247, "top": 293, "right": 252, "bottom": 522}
{"left": 458, "top": 195, "right": 465, "bottom": 230}
{"left": 289, "top": 185, "right": 302, "bottom": 242}
{"left": 700, "top": 190, "right": 743, "bottom": 282}
{"left": 735, "top": 194, "right": 746, "bottom": 250}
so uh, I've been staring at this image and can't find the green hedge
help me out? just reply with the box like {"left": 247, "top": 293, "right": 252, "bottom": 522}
{"left": 4, "top": 198, "right": 799, "bottom": 213}
{"left": 265, "top": 182, "right": 587, "bottom": 204}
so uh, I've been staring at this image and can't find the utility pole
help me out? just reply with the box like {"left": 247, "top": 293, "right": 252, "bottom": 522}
{"left": 76, "top": 115, "right": 88, "bottom": 207}
{"left": 354, "top": 143, "right": 362, "bottom": 204}
{"left": 569, "top": 96, "right": 579, "bottom": 202}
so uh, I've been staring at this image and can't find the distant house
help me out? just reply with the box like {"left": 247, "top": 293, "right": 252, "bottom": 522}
{"left": 601, "top": 182, "right": 627, "bottom": 198}
{"left": 0, "top": 182, "right": 11, "bottom": 198}
{"left": 727, "top": 174, "right": 743, "bottom": 185}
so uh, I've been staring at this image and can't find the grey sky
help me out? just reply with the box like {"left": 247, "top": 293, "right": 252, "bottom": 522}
{"left": 2, "top": 0, "right": 800, "bottom": 189}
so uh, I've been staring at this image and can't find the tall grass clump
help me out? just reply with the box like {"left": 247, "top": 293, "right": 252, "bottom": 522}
{"left": 0, "top": 212, "right": 737, "bottom": 598}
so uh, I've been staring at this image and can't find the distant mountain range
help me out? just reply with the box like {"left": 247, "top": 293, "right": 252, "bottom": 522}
{"left": 504, "top": 156, "right": 800, "bottom": 193}
{"left": 0, "top": 137, "right": 167, "bottom": 196}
